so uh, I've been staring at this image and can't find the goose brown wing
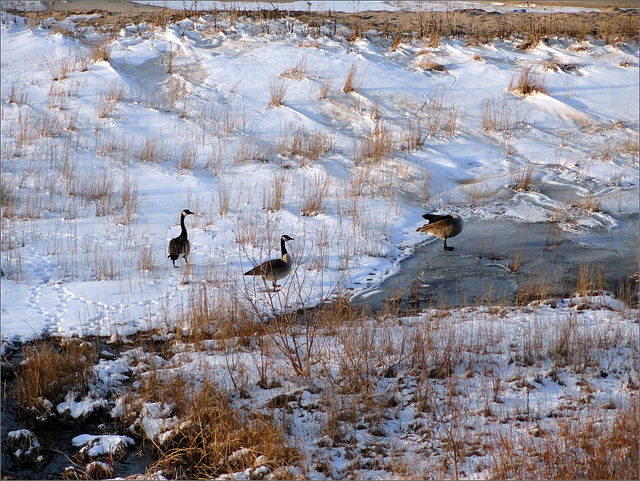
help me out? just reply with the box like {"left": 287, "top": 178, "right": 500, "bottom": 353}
{"left": 168, "top": 237, "right": 179, "bottom": 260}
{"left": 244, "top": 258, "right": 286, "bottom": 276}
{"left": 169, "top": 236, "right": 189, "bottom": 260}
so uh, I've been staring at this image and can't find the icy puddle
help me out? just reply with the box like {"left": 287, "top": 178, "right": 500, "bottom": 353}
{"left": 354, "top": 215, "right": 639, "bottom": 311}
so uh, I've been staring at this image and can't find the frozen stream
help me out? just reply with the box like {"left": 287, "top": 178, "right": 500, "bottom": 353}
{"left": 353, "top": 214, "right": 639, "bottom": 311}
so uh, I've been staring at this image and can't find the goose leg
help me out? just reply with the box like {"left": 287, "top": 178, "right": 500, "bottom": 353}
{"left": 444, "top": 239, "right": 454, "bottom": 251}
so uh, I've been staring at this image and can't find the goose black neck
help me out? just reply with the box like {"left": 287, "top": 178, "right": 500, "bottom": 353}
{"left": 180, "top": 213, "right": 188, "bottom": 237}
{"left": 280, "top": 237, "right": 288, "bottom": 256}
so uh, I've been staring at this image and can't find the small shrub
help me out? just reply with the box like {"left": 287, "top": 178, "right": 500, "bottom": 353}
{"left": 401, "top": 119, "right": 424, "bottom": 151}
{"left": 343, "top": 63, "right": 362, "bottom": 94}
{"left": 178, "top": 141, "right": 198, "bottom": 172}
{"left": 353, "top": 121, "right": 393, "bottom": 164}
{"left": 280, "top": 127, "right": 334, "bottom": 166}
{"left": 268, "top": 77, "right": 289, "bottom": 107}
{"left": 137, "top": 136, "right": 172, "bottom": 164}
{"left": 280, "top": 57, "right": 308, "bottom": 80}
{"left": 442, "top": 106, "right": 459, "bottom": 137}
{"left": 301, "top": 173, "right": 330, "bottom": 216}
{"left": 90, "top": 38, "right": 112, "bottom": 63}
{"left": 508, "top": 68, "right": 548, "bottom": 96}
{"left": 262, "top": 172, "right": 288, "bottom": 212}
{"left": 509, "top": 164, "right": 536, "bottom": 192}
{"left": 119, "top": 172, "right": 139, "bottom": 223}
{"left": 8, "top": 79, "right": 29, "bottom": 105}
{"left": 416, "top": 59, "right": 446, "bottom": 72}
{"left": 389, "top": 33, "right": 404, "bottom": 51}
{"left": 316, "top": 77, "right": 332, "bottom": 100}
{"left": 233, "top": 136, "right": 271, "bottom": 164}
{"left": 543, "top": 59, "right": 579, "bottom": 72}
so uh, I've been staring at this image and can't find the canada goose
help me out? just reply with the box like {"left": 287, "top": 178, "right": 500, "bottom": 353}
{"left": 244, "top": 235, "right": 294, "bottom": 290}
{"left": 417, "top": 213, "right": 463, "bottom": 251}
{"left": 168, "top": 209, "right": 194, "bottom": 267}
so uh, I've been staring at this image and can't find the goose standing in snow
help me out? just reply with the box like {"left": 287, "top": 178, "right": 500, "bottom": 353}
{"left": 244, "top": 235, "right": 294, "bottom": 290}
{"left": 168, "top": 209, "right": 194, "bottom": 267}
{"left": 417, "top": 213, "right": 463, "bottom": 251}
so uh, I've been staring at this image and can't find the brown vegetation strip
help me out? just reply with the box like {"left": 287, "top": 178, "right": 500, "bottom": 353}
{"left": 11, "top": 1, "right": 639, "bottom": 42}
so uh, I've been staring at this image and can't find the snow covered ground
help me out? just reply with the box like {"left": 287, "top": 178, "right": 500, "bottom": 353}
{"left": 2, "top": 3, "right": 637, "bottom": 342}
{"left": 0, "top": 2, "right": 638, "bottom": 479}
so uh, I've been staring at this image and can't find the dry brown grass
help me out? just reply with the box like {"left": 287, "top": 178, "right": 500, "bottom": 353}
{"left": 620, "top": 133, "right": 639, "bottom": 159}
{"left": 389, "top": 32, "right": 404, "bottom": 52}
{"left": 442, "top": 106, "right": 459, "bottom": 137}
{"left": 16, "top": 339, "right": 96, "bottom": 416}
{"left": 8, "top": 78, "right": 29, "bottom": 105}
{"left": 300, "top": 173, "right": 330, "bottom": 216}
{"left": 174, "top": 283, "right": 256, "bottom": 347}
{"left": 233, "top": 135, "right": 271, "bottom": 164}
{"left": 517, "top": 32, "right": 542, "bottom": 50}
{"left": 262, "top": 172, "right": 288, "bottom": 212}
{"left": 342, "top": 63, "right": 362, "bottom": 94}
{"left": 509, "top": 164, "right": 536, "bottom": 192}
{"left": 178, "top": 141, "right": 198, "bottom": 172}
{"left": 316, "top": 77, "right": 332, "bottom": 100}
{"left": 353, "top": 120, "right": 394, "bottom": 164}
{"left": 280, "top": 57, "right": 308, "bottom": 80}
{"left": 95, "top": 81, "right": 124, "bottom": 118}
{"left": 428, "top": 25, "right": 441, "bottom": 49}
{"left": 119, "top": 171, "right": 139, "bottom": 224}
{"left": 137, "top": 135, "right": 172, "bottom": 164}
{"left": 268, "top": 76, "right": 289, "bottom": 107}
{"left": 515, "top": 269, "right": 556, "bottom": 305}
{"left": 89, "top": 37, "right": 112, "bottom": 63}
{"left": 508, "top": 68, "right": 548, "bottom": 97}
{"left": 71, "top": 169, "right": 117, "bottom": 216}
{"left": 489, "top": 401, "right": 639, "bottom": 480}
{"left": 570, "top": 194, "right": 601, "bottom": 214}
{"left": 422, "top": 85, "right": 461, "bottom": 138}
{"left": 543, "top": 59, "right": 579, "bottom": 73}
{"left": 279, "top": 127, "right": 335, "bottom": 167}
{"left": 44, "top": 52, "right": 77, "bottom": 82}
{"left": 400, "top": 119, "right": 424, "bottom": 152}
{"left": 416, "top": 59, "right": 446, "bottom": 72}
{"left": 573, "top": 262, "right": 608, "bottom": 298}
{"left": 1, "top": 175, "right": 21, "bottom": 219}
{"left": 151, "top": 379, "right": 299, "bottom": 479}
{"left": 481, "top": 97, "right": 525, "bottom": 133}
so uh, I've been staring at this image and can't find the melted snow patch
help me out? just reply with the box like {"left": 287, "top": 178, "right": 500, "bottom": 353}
{"left": 138, "top": 402, "right": 180, "bottom": 444}
{"left": 57, "top": 391, "right": 108, "bottom": 419}
{"left": 72, "top": 434, "right": 135, "bottom": 458}
{"left": 7, "top": 429, "right": 41, "bottom": 458}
